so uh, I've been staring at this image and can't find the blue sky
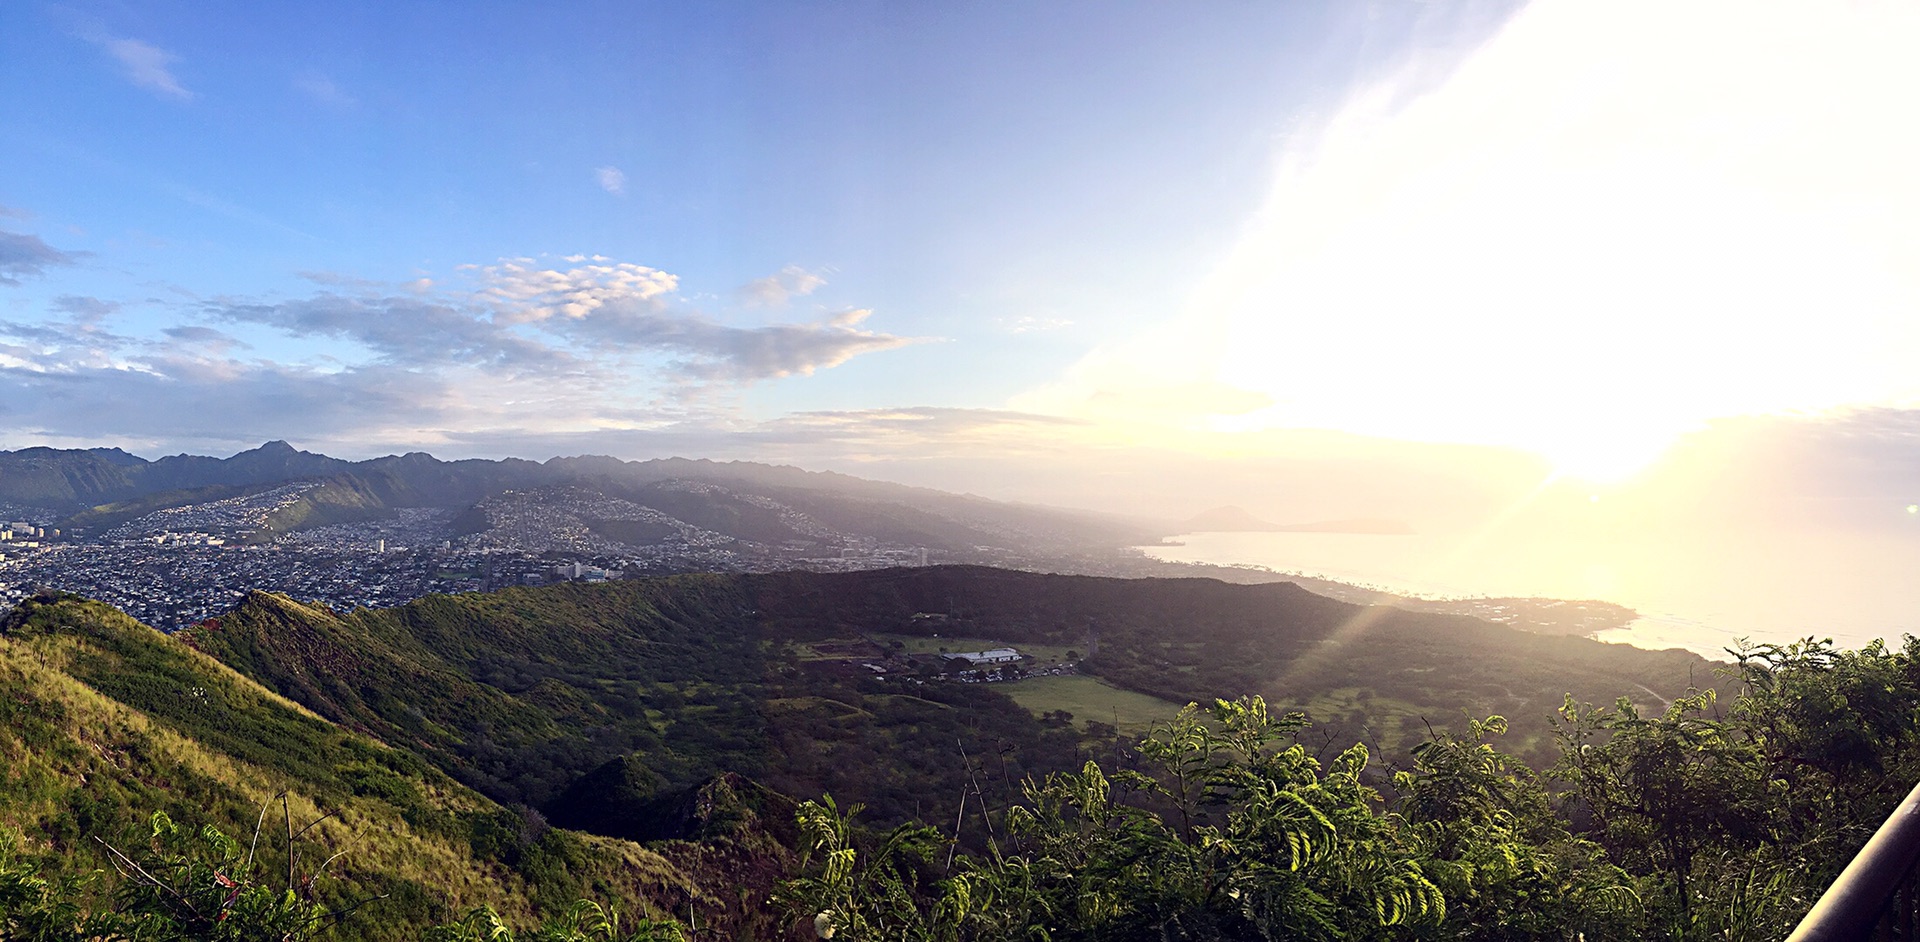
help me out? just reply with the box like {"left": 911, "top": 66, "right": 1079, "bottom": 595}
{"left": 7, "top": 0, "right": 1920, "bottom": 529}
{"left": 0, "top": 2, "right": 1506, "bottom": 457}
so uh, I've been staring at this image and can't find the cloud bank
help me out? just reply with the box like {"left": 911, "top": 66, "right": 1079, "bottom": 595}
{"left": 0, "top": 252, "right": 920, "bottom": 453}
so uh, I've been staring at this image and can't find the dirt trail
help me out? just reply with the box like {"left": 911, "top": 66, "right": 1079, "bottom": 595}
{"left": 1628, "top": 681, "right": 1672, "bottom": 711}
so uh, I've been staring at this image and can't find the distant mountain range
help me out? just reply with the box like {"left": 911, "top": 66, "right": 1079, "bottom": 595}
{"left": 0, "top": 441, "right": 1159, "bottom": 553}
{"left": 0, "top": 444, "right": 1438, "bottom": 558}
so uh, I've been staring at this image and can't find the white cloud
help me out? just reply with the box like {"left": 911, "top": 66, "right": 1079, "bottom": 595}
{"left": 738, "top": 266, "right": 828, "bottom": 307}
{"left": 226, "top": 255, "right": 919, "bottom": 387}
{"left": 595, "top": 166, "right": 627, "bottom": 196}
{"left": 101, "top": 38, "right": 191, "bottom": 100}
{"left": 475, "top": 257, "right": 678, "bottom": 322}
{"left": 0, "top": 242, "right": 926, "bottom": 459}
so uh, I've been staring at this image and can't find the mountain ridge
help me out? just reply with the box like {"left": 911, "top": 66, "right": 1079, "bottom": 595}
{"left": 0, "top": 442, "right": 1158, "bottom": 553}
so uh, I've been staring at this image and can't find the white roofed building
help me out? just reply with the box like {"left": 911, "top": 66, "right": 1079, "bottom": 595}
{"left": 943, "top": 648, "right": 1021, "bottom": 666}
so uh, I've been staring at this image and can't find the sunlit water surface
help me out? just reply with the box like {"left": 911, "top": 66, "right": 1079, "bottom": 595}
{"left": 1138, "top": 528, "right": 1920, "bottom": 660}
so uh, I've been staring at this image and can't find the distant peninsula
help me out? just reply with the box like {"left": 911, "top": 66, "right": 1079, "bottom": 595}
{"left": 1180, "top": 505, "right": 1415, "bottom": 535}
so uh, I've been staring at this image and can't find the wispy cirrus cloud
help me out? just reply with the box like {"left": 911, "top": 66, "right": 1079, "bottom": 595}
{"left": 98, "top": 38, "right": 192, "bottom": 100}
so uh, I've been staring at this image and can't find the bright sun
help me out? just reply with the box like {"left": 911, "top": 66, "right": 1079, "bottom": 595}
{"left": 1531, "top": 426, "right": 1684, "bottom": 485}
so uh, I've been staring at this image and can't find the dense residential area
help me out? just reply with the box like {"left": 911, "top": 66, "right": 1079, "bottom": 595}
{"left": 0, "top": 447, "right": 1099, "bottom": 628}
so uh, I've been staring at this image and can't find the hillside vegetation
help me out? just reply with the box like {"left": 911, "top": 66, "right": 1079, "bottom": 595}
{"left": 0, "top": 592, "right": 771, "bottom": 940}
{"left": 736, "top": 567, "right": 1712, "bottom": 763}
{"left": 190, "top": 577, "right": 1090, "bottom": 835}
{"left": 3, "top": 583, "right": 1904, "bottom": 936}
{"left": 0, "top": 567, "right": 1912, "bottom": 936}
{"left": 2, "top": 568, "right": 1918, "bottom": 938}
{"left": 174, "top": 567, "right": 1712, "bottom": 847}
{"left": 781, "top": 630, "right": 1920, "bottom": 942}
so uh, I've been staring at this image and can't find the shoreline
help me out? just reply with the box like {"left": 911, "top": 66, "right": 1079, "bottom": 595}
{"left": 1102, "top": 548, "right": 1641, "bottom": 640}
{"left": 1114, "top": 547, "right": 1751, "bottom": 662}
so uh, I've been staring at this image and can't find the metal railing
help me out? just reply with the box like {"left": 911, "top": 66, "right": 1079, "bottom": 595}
{"left": 1787, "top": 778, "right": 1920, "bottom": 941}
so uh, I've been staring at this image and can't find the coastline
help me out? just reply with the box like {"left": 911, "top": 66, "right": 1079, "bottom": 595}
{"left": 1107, "top": 544, "right": 1641, "bottom": 640}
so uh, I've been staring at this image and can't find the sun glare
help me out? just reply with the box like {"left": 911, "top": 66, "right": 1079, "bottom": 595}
{"left": 1531, "top": 429, "right": 1681, "bottom": 485}
{"left": 1148, "top": 0, "right": 1920, "bottom": 491}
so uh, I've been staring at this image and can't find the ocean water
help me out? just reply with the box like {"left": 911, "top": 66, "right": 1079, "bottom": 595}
{"left": 1138, "top": 528, "right": 1920, "bottom": 660}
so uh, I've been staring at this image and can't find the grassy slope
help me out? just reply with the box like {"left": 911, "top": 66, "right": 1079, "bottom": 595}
{"left": 1000, "top": 675, "right": 1185, "bottom": 733}
{"left": 187, "top": 567, "right": 1719, "bottom": 834}
{"left": 0, "top": 593, "right": 709, "bottom": 941}
{"left": 197, "top": 579, "right": 773, "bottom": 806}
{"left": 191, "top": 579, "right": 1088, "bottom": 840}
{"left": 2, "top": 567, "right": 1722, "bottom": 933}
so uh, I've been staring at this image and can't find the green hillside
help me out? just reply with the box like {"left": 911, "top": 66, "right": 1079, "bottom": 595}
{"left": 4, "top": 569, "right": 1913, "bottom": 940}
{"left": 191, "top": 578, "right": 1090, "bottom": 836}
{"left": 178, "top": 566, "right": 1714, "bottom": 848}
{"left": 734, "top": 566, "right": 1715, "bottom": 763}
{"left": 0, "top": 592, "right": 762, "bottom": 940}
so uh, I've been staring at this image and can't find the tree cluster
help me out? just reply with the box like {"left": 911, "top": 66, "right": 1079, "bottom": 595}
{"left": 778, "top": 637, "right": 1920, "bottom": 941}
